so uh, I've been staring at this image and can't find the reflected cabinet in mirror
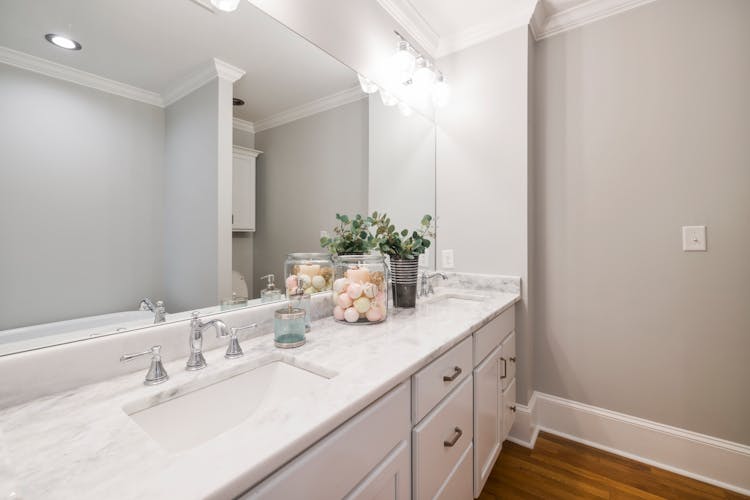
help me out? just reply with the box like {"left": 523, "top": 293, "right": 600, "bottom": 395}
{"left": 0, "top": 0, "right": 436, "bottom": 356}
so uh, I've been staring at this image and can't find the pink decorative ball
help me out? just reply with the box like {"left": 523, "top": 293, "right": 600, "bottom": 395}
{"left": 347, "top": 283, "right": 363, "bottom": 299}
{"left": 333, "top": 306, "right": 345, "bottom": 321}
{"left": 344, "top": 307, "right": 360, "bottom": 323}
{"left": 286, "top": 275, "right": 298, "bottom": 290}
{"left": 366, "top": 305, "right": 383, "bottom": 322}
{"left": 337, "top": 293, "right": 353, "bottom": 309}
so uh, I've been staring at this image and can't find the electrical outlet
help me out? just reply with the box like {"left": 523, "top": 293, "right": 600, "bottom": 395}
{"left": 441, "top": 249, "right": 455, "bottom": 269}
{"left": 682, "top": 226, "right": 707, "bottom": 251}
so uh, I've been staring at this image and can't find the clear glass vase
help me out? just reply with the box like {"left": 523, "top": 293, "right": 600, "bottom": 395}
{"left": 284, "top": 253, "right": 334, "bottom": 296}
{"left": 332, "top": 254, "right": 389, "bottom": 325}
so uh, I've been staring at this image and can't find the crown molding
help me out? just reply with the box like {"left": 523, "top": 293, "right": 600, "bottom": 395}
{"left": 163, "top": 58, "right": 245, "bottom": 106}
{"left": 436, "top": 7, "right": 535, "bottom": 57}
{"left": 232, "top": 117, "right": 255, "bottom": 134}
{"left": 375, "top": 0, "right": 440, "bottom": 57}
{"left": 532, "top": 0, "right": 659, "bottom": 40}
{"left": 232, "top": 145, "right": 263, "bottom": 158}
{"left": 254, "top": 86, "right": 367, "bottom": 133}
{"left": 0, "top": 46, "right": 164, "bottom": 107}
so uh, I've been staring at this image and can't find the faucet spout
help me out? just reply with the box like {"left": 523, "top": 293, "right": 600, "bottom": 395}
{"left": 186, "top": 312, "right": 229, "bottom": 371}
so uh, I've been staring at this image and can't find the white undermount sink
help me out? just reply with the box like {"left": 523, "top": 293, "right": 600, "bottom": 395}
{"left": 124, "top": 360, "right": 331, "bottom": 452}
{"left": 423, "top": 292, "right": 487, "bottom": 305}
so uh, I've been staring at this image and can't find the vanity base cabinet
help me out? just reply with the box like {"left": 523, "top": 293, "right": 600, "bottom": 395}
{"left": 242, "top": 382, "right": 411, "bottom": 499}
{"left": 413, "top": 376, "right": 474, "bottom": 500}
{"left": 472, "top": 344, "right": 502, "bottom": 497}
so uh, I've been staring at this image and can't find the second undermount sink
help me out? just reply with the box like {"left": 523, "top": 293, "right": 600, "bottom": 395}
{"left": 424, "top": 292, "right": 487, "bottom": 305}
{"left": 124, "top": 360, "right": 331, "bottom": 452}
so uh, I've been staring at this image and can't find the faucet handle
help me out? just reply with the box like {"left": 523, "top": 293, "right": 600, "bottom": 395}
{"left": 225, "top": 323, "right": 257, "bottom": 359}
{"left": 120, "top": 345, "right": 169, "bottom": 385}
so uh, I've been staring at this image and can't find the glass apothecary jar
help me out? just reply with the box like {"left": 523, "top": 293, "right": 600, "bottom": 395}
{"left": 284, "top": 253, "right": 334, "bottom": 296}
{"left": 332, "top": 254, "right": 389, "bottom": 325}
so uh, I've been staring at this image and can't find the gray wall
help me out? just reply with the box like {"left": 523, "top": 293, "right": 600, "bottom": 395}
{"left": 253, "top": 99, "right": 369, "bottom": 292}
{"left": 0, "top": 64, "right": 165, "bottom": 329}
{"left": 164, "top": 80, "right": 223, "bottom": 312}
{"left": 532, "top": 0, "right": 750, "bottom": 444}
{"left": 369, "top": 95, "right": 436, "bottom": 267}
{"left": 436, "top": 28, "right": 532, "bottom": 402}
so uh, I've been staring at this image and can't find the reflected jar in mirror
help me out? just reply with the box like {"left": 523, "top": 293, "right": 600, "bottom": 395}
{"left": 284, "top": 253, "right": 334, "bottom": 296}
{"left": 332, "top": 254, "right": 389, "bottom": 325}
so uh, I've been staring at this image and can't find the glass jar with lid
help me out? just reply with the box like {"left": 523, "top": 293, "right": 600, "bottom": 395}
{"left": 332, "top": 254, "right": 389, "bottom": 325}
{"left": 284, "top": 253, "right": 334, "bottom": 297}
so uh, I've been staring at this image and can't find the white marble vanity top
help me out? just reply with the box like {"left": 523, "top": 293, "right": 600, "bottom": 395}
{"left": 0, "top": 279, "right": 519, "bottom": 499}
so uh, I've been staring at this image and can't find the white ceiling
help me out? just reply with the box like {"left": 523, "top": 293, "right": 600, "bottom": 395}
{"left": 0, "top": 0, "right": 357, "bottom": 122}
{"left": 409, "top": 0, "right": 535, "bottom": 38}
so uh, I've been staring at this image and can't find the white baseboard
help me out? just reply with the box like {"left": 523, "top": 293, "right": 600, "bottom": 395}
{"left": 507, "top": 391, "right": 750, "bottom": 496}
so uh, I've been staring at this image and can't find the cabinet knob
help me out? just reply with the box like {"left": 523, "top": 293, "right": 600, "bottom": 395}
{"left": 509, "top": 356, "right": 517, "bottom": 363}
{"left": 510, "top": 405, "right": 517, "bottom": 413}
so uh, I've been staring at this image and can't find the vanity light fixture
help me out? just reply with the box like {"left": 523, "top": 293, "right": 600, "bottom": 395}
{"left": 380, "top": 90, "right": 398, "bottom": 107}
{"left": 211, "top": 0, "right": 241, "bottom": 12}
{"left": 44, "top": 34, "right": 81, "bottom": 51}
{"left": 412, "top": 57, "right": 436, "bottom": 91}
{"left": 397, "top": 101, "right": 413, "bottom": 117}
{"left": 391, "top": 39, "right": 416, "bottom": 84}
{"left": 357, "top": 74, "right": 379, "bottom": 94}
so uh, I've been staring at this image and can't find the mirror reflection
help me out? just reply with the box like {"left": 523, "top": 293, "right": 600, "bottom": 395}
{"left": 0, "top": 0, "right": 435, "bottom": 356}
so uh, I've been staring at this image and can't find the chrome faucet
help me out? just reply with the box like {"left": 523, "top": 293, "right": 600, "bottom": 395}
{"left": 139, "top": 298, "right": 167, "bottom": 324}
{"left": 120, "top": 345, "right": 169, "bottom": 385}
{"left": 186, "top": 312, "right": 230, "bottom": 371}
{"left": 419, "top": 272, "right": 448, "bottom": 297}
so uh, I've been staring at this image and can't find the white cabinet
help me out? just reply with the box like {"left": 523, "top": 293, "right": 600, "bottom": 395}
{"left": 472, "top": 344, "right": 502, "bottom": 497}
{"left": 232, "top": 146, "right": 261, "bottom": 232}
{"left": 500, "top": 331, "right": 516, "bottom": 391}
{"left": 242, "top": 382, "right": 411, "bottom": 499}
{"left": 502, "top": 378, "right": 517, "bottom": 441}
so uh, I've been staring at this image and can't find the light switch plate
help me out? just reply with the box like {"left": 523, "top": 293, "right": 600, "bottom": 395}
{"left": 441, "top": 249, "right": 455, "bottom": 269}
{"left": 682, "top": 226, "right": 707, "bottom": 251}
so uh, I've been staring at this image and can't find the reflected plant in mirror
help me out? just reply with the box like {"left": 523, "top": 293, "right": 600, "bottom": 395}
{"left": 0, "top": 0, "right": 436, "bottom": 356}
{"left": 319, "top": 214, "right": 378, "bottom": 255}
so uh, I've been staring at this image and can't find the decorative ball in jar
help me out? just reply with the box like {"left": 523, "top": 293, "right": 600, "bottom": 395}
{"left": 284, "top": 253, "right": 334, "bottom": 296}
{"left": 332, "top": 254, "right": 388, "bottom": 325}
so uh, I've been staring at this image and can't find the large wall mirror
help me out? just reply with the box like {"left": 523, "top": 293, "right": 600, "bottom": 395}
{"left": 0, "top": 0, "right": 435, "bottom": 356}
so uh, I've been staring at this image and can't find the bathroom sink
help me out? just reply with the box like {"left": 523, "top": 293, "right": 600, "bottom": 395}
{"left": 423, "top": 292, "right": 487, "bottom": 305}
{"left": 124, "top": 360, "right": 331, "bottom": 452}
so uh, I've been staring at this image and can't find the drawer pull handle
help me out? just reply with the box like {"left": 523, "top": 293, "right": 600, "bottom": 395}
{"left": 443, "top": 366, "right": 462, "bottom": 382}
{"left": 500, "top": 358, "right": 507, "bottom": 379}
{"left": 510, "top": 405, "right": 517, "bottom": 412}
{"left": 443, "top": 427, "right": 463, "bottom": 447}
{"left": 509, "top": 356, "right": 517, "bottom": 363}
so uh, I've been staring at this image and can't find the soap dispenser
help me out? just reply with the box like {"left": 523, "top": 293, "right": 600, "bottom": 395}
{"left": 260, "top": 274, "right": 283, "bottom": 303}
{"left": 289, "top": 279, "right": 312, "bottom": 332}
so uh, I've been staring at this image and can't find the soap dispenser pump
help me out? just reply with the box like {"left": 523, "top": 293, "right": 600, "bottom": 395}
{"left": 289, "top": 278, "right": 312, "bottom": 332}
{"left": 260, "top": 274, "right": 283, "bottom": 302}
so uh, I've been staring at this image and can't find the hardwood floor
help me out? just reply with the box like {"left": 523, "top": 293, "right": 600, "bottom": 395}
{"left": 478, "top": 432, "right": 747, "bottom": 500}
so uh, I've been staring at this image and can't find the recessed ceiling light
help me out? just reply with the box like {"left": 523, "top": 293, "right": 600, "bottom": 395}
{"left": 232, "top": 98, "right": 245, "bottom": 106}
{"left": 45, "top": 34, "right": 82, "bottom": 51}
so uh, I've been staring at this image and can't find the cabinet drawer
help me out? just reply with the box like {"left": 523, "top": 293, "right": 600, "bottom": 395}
{"left": 501, "top": 378, "right": 517, "bottom": 442}
{"left": 244, "top": 382, "right": 410, "bottom": 499}
{"left": 473, "top": 307, "right": 514, "bottom": 366}
{"left": 413, "top": 336, "right": 472, "bottom": 423}
{"left": 436, "top": 443, "right": 473, "bottom": 500}
{"left": 413, "top": 376, "right": 473, "bottom": 500}
{"left": 500, "top": 331, "right": 516, "bottom": 391}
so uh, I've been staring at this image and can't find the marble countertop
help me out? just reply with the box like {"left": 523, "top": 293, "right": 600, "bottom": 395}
{"left": 0, "top": 279, "right": 519, "bottom": 499}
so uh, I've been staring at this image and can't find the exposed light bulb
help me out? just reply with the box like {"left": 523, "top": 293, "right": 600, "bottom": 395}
{"left": 211, "top": 0, "right": 241, "bottom": 12}
{"left": 357, "top": 74, "right": 379, "bottom": 94}
{"left": 397, "top": 101, "right": 413, "bottom": 117}
{"left": 380, "top": 90, "right": 398, "bottom": 107}
{"left": 432, "top": 72, "right": 451, "bottom": 108}
{"left": 412, "top": 57, "right": 436, "bottom": 91}
{"left": 390, "top": 40, "right": 415, "bottom": 84}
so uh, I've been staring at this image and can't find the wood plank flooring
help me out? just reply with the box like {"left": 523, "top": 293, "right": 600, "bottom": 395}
{"left": 478, "top": 432, "right": 747, "bottom": 500}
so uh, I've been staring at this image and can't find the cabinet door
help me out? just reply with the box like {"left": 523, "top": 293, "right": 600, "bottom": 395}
{"left": 500, "top": 331, "right": 516, "bottom": 391}
{"left": 472, "top": 344, "right": 502, "bottom": 498}
{"left": 345, "top": 440, "right": 410, "bottom": 500}
{"left": 232, "top": 153, "right": 255, "bottom": 231}
{"left": 501, "top": 378, "right": 517, "bottom": 442}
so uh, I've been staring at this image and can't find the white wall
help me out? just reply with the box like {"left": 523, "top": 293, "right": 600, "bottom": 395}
{"left": 436, "top": 28, "right": 532, "bottom": 402}
{"left": 0, "top": 64, "right": 165, "bottom": 329}
{"left": 253, "top": 99, "right": 369, "bottom": 291}
{"left": 532, "top": 0, "right": 750, "bottom": 445}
